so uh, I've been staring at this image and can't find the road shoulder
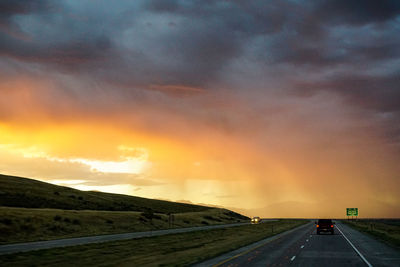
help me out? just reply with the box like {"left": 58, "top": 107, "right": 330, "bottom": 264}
{"left": 337, "top": 222, "right": 400, "bottom": 267}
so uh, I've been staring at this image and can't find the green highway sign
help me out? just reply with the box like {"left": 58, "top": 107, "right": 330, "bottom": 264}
{"left": 346, "top": 208, "right": 358, "bottom": 216}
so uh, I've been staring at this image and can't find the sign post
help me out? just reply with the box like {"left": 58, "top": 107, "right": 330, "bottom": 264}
{"left": 346, "top": 208, "right": 358, "bottom": 221}
{"left": 168, "top": 213, "right": 175, "bottom": 228}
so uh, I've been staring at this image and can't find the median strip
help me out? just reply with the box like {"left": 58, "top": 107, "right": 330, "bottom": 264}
{"left": 0, "top": 221, "right": 255, "bottom": 255}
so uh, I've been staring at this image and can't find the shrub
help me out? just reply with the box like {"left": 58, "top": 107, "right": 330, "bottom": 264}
{"left": 0, "top": 218, "right": 12, "bottom": 225}
{"left": 20, "top": 224, "right": 35, "bottom": 232}
{"left": 203, "top": 215, "right": 222, "bottom": 222}
{"left": 54, "top": 215, "right": 62, "bottom": 221}
{"left": 49, "top": 225, "right": 65, "bottom": 231}
{"left": 153, "top": 214, "right": 162, "bottom": 220}
{"left": 141, "top": 209, "right": 154, "bottom": 220}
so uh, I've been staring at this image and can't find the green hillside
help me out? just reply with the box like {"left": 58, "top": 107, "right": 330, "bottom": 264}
{"left": 0, "top": 174, "right": 222, "bottom": 214}
{"left": 0, "top": 174, "right": 249, "bottom": 244}
{"left": 0, "top": 207, "right": 248, "bottom": 244}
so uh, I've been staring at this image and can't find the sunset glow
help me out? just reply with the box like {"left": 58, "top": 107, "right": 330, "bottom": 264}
{"left": 1, "top": 0, "right": 399, "bottom": 218}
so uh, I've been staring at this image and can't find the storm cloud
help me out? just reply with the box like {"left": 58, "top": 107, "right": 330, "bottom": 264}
{"left": 1, "top": 0, "right": 399, "bottom": 144}
{"left": 0, "top": 0, "right": 399, "bottom": 216}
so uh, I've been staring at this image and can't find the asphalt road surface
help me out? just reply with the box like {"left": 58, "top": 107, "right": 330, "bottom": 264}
{"left": 0, "top": 220, "right": 277, "bottom": 255}
{"left": 195, "top": 221, "right": 400, "bottom": 267}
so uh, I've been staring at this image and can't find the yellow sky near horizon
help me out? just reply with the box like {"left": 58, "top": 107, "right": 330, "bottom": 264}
{"left": 1, "top": 105, "right": 399, "bottom": 218}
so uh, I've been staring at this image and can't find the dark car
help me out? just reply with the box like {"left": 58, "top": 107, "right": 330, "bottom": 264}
{"left": 315, "top": 219, "right": 335, "bottom": 234}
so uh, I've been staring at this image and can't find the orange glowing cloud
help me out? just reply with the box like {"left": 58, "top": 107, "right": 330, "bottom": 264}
{"left": 0, "top": 68, "right": 399, "bottom": 218}
{"left": 1, "top": 0, "right": 400, "bottom": 219}
{"left": 1, "top": 91, "right": 399, "bottom": 219}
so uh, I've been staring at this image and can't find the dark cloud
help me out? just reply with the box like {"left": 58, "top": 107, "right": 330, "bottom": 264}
{"left": 146, "top": 0, "right": 181, "bottom": 13}
{"left": 1, "top": 0, "right": 398, "bottom": 86}
{"left": 0, "top": 0, "right": 53, "bottom": 39}
{"left": 328, "top": 75, "right": 400, "bottom": 112}
{"left": 295, "top": 73, "right": 400, "bottom": 112}
{"left": 0, "top": 0, "right": 49, "bottom": 17}
{"left": 146, "top": 0, "right": 291, "bottom": 35}
{"left": 0, "top": 0, "right": 295, "bottom": 87}
{"left": 0, "top": 36, "right": 113, "bottom": 67}
{"left": 314, "top": 0, "right": 400, "bottom": 26}
{"left": 346, "top": 42, "right": 400, "bottom": 62}
{"left": 293, "top": 72, "right": 400, "bottom": 147}
{"left": 0, "top": 0, "right": 399, "bottom": 143}
{"left": 0, "top": 1, "right": 115, "bottom": 71}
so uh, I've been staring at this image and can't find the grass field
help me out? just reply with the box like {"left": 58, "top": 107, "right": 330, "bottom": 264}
{"left": 0, "top": 219, "right": 307, "bottom": 266}
{"left": 0, "top": 207, "right": 247, "bottom": 244}
{"left": 343, "top": 219, "right": 400, "bottom": 249}
{"left": 0, "top": 174, "right": 215, "bottom": 214}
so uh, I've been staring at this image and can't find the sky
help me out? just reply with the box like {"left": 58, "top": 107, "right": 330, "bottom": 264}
{"left": 0, "top": 0, "right": 400, "bottom": 218}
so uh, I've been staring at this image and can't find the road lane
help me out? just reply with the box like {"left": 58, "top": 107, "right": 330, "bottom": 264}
{"left": 197, "top": 221, "right": 399, "bottom": 267}
{"left": 194, "top": 222, "right": 314, "bottom": 266}
{"left": 294, "top": 226, "right": 366, "bottom": 266}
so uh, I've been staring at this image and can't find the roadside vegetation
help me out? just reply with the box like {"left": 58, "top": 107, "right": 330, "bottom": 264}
{"left": 343, "top": 219, "right": 400, "bottom": 249}
{"left": 0, "top": 207, "right": 247, "bottom": 244}
{"left": 0, "top": 219, "right": 307, "bottom": 266}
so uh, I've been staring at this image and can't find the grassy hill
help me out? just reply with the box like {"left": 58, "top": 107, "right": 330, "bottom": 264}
{"left": 0, "top": 207, "right": 248, "bottom": 244}
{"left": 0, "top": 174, "right": 248, "bottom": 244}
{"left": 0, "top": 174, "right": 243, "bottom": 216}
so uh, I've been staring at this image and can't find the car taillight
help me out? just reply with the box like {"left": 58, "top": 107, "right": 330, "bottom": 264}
{"left": 331, "top": 225, "right": 333, "bottom": 227}
{"left": 316, "top": 224, "right": 319, "bottom": 227}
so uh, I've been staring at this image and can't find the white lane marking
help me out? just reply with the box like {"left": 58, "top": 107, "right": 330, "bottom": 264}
{"left": 336, "top": 225, "right": 373, "bottom": 267}
{"left": 290, "top": 256, "right": 296, "bottom": 261}
{"left": 301, "top": 245, "right": 304, "bottom": 249}
{"left": 306, "top": 239, "right": 309, "bottom": 242}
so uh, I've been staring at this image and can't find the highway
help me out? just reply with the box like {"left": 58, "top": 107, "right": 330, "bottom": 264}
{"left": 195, "top": 221, "right": 400, "bottom": 267}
